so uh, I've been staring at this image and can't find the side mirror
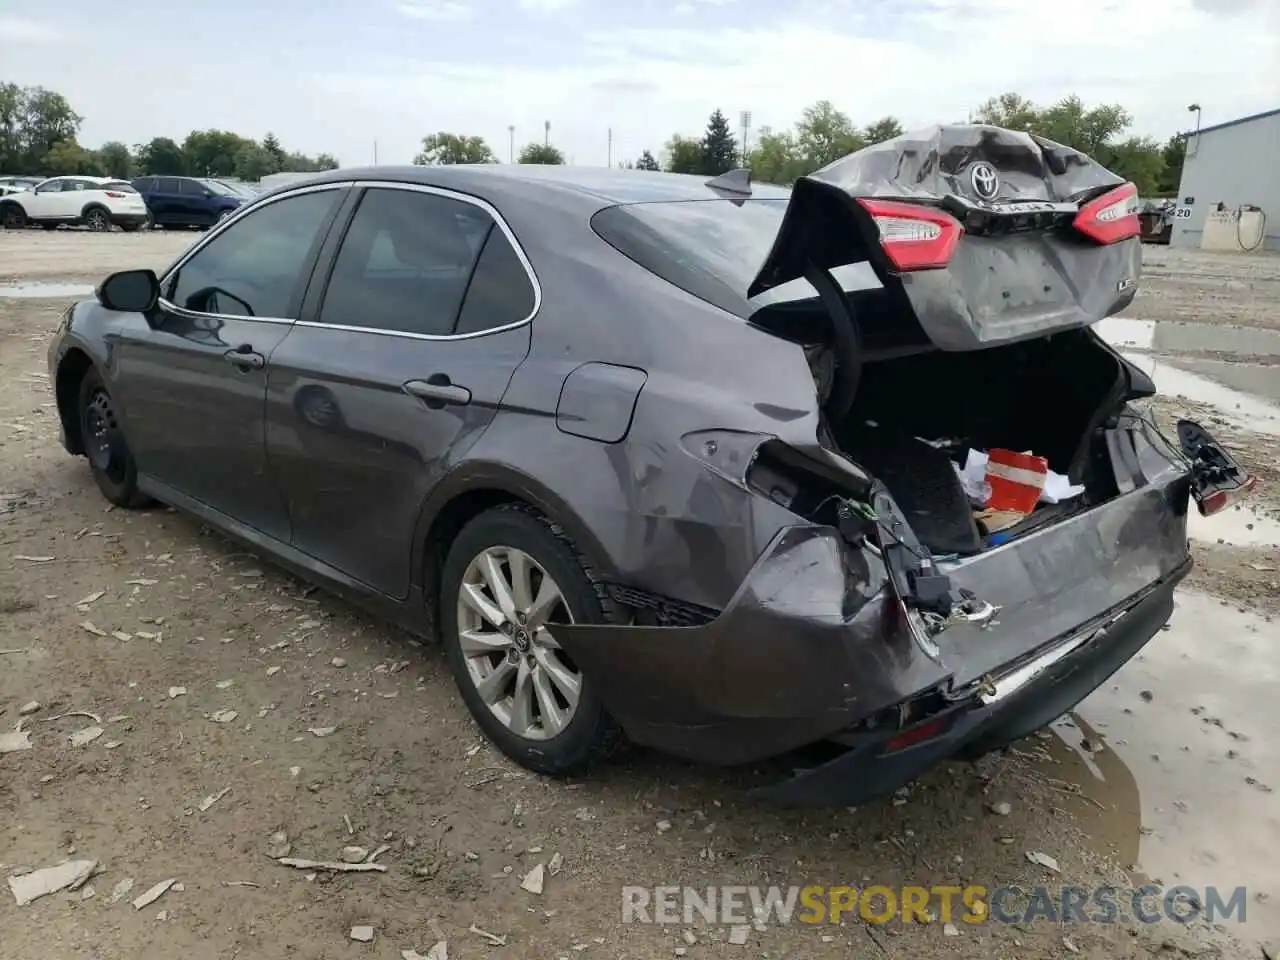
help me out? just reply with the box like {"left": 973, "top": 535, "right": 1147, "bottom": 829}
{"left": 96, "top": 269, "right": 160, "bottom": 313}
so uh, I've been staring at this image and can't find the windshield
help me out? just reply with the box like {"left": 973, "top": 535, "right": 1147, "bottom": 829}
{"left": 590, "top": 199, "right": 879, "bottom": 318}
{"left": 201, "top": 179, "right": 248, "bottom": 197}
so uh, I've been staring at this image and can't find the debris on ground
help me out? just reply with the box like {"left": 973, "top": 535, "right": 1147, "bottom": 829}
{"left": 7, "top": 859, "right": 97, "bottom": 905}
{"left": 547, "top": 851, "right": 564, "bottom": 876}
{"left": 728, "top": 924, "right": 750, "bottom": 945}
{"left": 197, "top": 787, "right": 232, "bottom": 812}
{"left": 520, "top": 863, "right": 545, "bottom": 895}
{"left": 209, "top": 710, "right": 237, "bottom": 724}
{"left": 468, "top": 925, "right": 506, "bottom": 946}
{"left": 341, "top": 846, "right": 369, "bottom": 863}
{"left": 79, "top": 621, "right": 106, "bottom": 637}
{"left": 106, "top": 878, "right": 135, "bottom": 904}
{"left": 402, "top": 943, "right": 447, "bottom": 960}
{"left": 0, "top": 729, "right": 33, "bottom": 753}
{"left": 68, "top": 726, "right": 104, "bottom": 747}
{"left": 265, "top": 832, "right": 292, "bottom": 859}
{"left": 350, "top": 926, "right": 374, "bottom": 943}
{"left": 1026, "top": 851, "right": 1061, "bottom": 873}
{"left": 275, "top": 857, "right": 387, "bottom": 873}
{"left": 167, "top": 687, "right": 186, "bottom": 699}
{"left": 18, "top": 701, "right": 40, "bottom": 715}
{"left": 989, "top": 801, "right": 1012, "bottom": 816}
{"left": 307, "top": 726, "right": 337, "bottom": 738}
{"left": 132, "top": 878, "right": 179, "bottom": 910}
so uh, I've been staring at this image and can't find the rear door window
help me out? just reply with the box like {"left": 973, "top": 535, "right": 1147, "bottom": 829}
{"left": 454, "top": 226, "right": 537, "bottom": 335}
{"left": 156, "top": 178, "right": 181, "bottom": 193}
{"left": 316, "top": 187, "right": 488, "bottom": 337}
{"left": 167, "top": 188, "right": 342, "bottom": 318}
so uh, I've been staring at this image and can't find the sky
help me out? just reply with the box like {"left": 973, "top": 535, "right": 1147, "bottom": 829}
{"left": 2, "top": 0, "right": 1277, "bottom": 169}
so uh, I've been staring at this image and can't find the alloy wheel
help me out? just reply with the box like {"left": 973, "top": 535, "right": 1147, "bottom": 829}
{"left": 84, "top": 388, "right": 127, "bottom": 484}
{"left": 86, "top": 210, "right": 109, "bottom": 232}
{"left": 455, "top": 546, "right": 583, "bottom": 740}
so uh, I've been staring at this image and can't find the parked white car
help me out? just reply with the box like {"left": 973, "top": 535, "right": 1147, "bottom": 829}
{"left": 0, "top": 175, "right": 43, "bottom": 196}
{"left": 0, "top": 176, "right": 150, "bottom": 231}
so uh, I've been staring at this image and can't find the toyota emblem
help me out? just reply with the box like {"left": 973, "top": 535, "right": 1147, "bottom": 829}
{"left": 970, "top": 162, "right": 1000, "bottom": 200}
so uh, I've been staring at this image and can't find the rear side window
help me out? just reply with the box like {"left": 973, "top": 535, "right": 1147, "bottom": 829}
{"left": 104, "top": 181, "right": 137, "bottom": 193}
{"left": 157, "top": 178, "right": 180, "bottom": 193}
{"left": 317, "top": 188, "right": 487, "bottom": 337}
{"left": 133, "top": 178, "right": 154, "bottom": 192}
{"left": 455, "top": 226, "right": 537, "bottom": 335}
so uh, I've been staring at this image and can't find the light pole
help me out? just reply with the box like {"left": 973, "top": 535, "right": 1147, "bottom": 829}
{"left": 740, "top": 110, "right": 752, "bottom": 166}
{"left": 1187, "top": 103, "right": 1202, "bottom": 136}
{"left": 544, "top": 120, "right": 550, "bottom": 147}
{"left": 607, "top": 127, "right": 612, "bottom": 168}
{"left": 508, "top": 125, "right": 514, "bottom": 163}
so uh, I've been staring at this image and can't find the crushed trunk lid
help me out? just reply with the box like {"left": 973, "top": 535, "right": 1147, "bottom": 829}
{"left": 748, "top": 124, "right": 1143, "bottom": 351}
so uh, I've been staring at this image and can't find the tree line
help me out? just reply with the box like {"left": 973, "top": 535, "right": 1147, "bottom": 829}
{"left": 418, "top": 96, "right": 1187, "bottom": 197}
{"left": 1, "top": 81, "right": 339, "bottom": 181}
{"left": 4, "top": 77, "right": 1187, "bottom": 196}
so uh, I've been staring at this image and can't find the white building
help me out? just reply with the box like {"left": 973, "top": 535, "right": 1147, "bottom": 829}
{"left": 1171, "top": 107, "right": 1279, "bottom": 252}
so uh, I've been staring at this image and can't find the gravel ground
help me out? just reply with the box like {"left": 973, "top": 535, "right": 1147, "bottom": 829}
{"left": 0, "top": 231, "right": 1273, "bottom": 960}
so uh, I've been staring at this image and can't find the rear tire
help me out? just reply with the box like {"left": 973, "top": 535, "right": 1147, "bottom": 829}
{"left": 83, "top": 207, "right": 111, "bottom": 232}
{"left": 77, "top": 368, "right": 152, "bottom": 509}
{"left": 439, "top": 504, "right": 624, "bottom": 776}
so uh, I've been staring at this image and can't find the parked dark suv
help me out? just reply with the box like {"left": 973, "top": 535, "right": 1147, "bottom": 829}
{"left": 131, "top": 176, "right": 247, "bottom": 229}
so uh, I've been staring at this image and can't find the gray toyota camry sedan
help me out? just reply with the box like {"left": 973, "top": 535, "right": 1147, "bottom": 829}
{"left": 46, "top": 125, "right": 1253, "bottom": 806}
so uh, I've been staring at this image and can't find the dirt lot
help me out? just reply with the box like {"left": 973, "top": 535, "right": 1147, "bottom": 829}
{"left": 1, "top": 232, "right": 1276, "bottom": 960}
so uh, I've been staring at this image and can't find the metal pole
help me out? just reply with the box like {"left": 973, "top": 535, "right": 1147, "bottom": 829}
{"left": 373, "top": 140, "right": 378, "bottom": 165}
{"left": 544, "top": 121, "right": 550, "bottom": 147}
{"left": 508, "top": 125, "right": 514, "bottom": 163}
{"left": 607, "top": 128, "right": 612, "bottom": 168}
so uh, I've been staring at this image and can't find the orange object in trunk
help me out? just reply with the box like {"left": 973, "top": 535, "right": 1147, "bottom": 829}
{"left": 985, "top": 449, "right": 1048, "bottom": 514}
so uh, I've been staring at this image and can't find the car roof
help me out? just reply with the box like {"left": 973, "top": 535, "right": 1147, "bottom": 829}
{"left": 278, "top": 164, "right": 793, "bottom": 211}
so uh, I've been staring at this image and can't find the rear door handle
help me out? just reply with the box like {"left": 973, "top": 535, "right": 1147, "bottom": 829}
{"left": 403, "top": 375, "right": 472, "bottom": 409}
{"left": 223, "top": 346, "right": 265, "bottom": 370}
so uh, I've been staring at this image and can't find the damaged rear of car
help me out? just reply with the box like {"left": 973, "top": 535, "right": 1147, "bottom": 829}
{"left": 548, "top": 125, "right": 1253, "bottom": 806}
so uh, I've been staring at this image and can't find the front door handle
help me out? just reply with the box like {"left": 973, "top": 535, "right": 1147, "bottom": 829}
{"left": 223, "top": 347, "right": 265, "bottom": 370}
{"left": 403, "top": 375, "right": 471, "bottom": 409}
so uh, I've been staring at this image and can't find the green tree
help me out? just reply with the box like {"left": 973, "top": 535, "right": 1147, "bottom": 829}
{"left": 518, "top": 142, "right": 565, "bottom": 164}
{"left": 95, "top": 140, "right": 133, "bottom": 178}
{"left": 974, "top": 92, "right": 1040, "bottom": 131}
{"left": 635, "top": 149, "right": 660, "bottom": 171}
{"left": 862, "top": 116, "right": 905, "bottom": 144}
{"left": 234, "top": 143, "right": 277, "bottom": 181}
{"left": 664, "top": 134, "right": 702, "bottom": 174}
{"left": 795, "top": 100, "right": 863, "bottom": 170}
{"left": 134, "top": 137, "right": 186, "bottom": 175}
{"left": 43, "top": 139, "right": 100, "bottom": 176}
{"left": 748, "top": 127, "right": 810, "bottom": 185}
{"left": 313, "top": 152, "right": 340, "bottom": 171}
{"left": 261, "top": 132, "right": 286, "bottom": 171}
{"left": 1157, "top": 134, "right": 1186, "bottom": 195}
{"left": 0, "top": 82, "right": 23, "bottom": 172}
{"left": 700, "top": 108, "right": 738, "bottom": 175}
{"left": 183, "top": 129, "right": 250, "bottom": 176}
{"left": 414, "top": 132, "right": 496, "bottom": 165}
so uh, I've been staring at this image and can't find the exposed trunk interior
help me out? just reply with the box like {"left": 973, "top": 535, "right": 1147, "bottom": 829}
{"left": 827, "top": 328, "right": 1133, "bottom": 556}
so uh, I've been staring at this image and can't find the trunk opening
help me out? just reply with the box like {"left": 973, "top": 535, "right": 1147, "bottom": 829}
{"left": 826, "top": 328, "right": 1134, "bottom": 556}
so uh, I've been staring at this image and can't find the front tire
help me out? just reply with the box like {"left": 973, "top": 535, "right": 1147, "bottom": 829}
{"left": 440, "top": 504, "right": 623, "bottom": 775}
{"left": 77, "top": 368, "right": 152, "bottom": 508}
{"left": 0, "top": 204, "right": 26, "bottom": 229}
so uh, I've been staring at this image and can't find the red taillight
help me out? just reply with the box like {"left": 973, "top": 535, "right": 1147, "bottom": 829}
{"left": 856, "top": 199, "right": 963, "bottom": 272}
{"left": 1073, "top": 182, "right": 1140, "bottom": 245}
{"left": 105, "top": 191, "right": 127, "bottom": 198}
{"left": 1199, "top": 475, "right": 1257, "bottom": 516}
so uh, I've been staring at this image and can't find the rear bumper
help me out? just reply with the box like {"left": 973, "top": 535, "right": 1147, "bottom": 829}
{"left": 752, "top": 556, "right": 1188, "bottom": 806}
{"left": 109, "top": 213, "right": 148, "bottom": 226}
{"left": 551, "top": 420, "right": 1194, "bottom": 786}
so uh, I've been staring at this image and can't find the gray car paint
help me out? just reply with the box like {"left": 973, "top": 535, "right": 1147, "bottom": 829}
{"left": 48, "top": 160, "right": 1194, "bottom": 780}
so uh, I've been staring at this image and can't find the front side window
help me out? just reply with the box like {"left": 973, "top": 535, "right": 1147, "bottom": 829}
{"left": 317, "top": 188, "right": 488, "bottom": 336}
{"left": 167, "top": 189, "right": 340, "bottom": 318}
